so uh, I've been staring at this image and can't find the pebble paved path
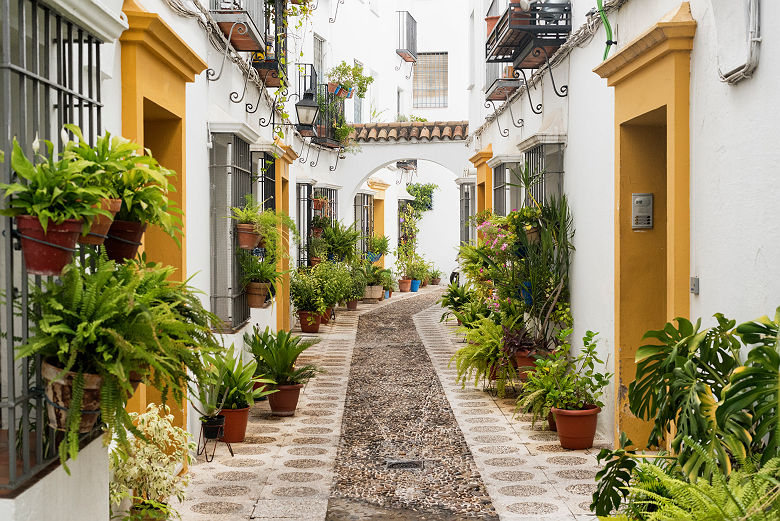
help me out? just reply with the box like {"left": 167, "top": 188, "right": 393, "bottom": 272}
{"left": 326, "top": 290, "right": 499, "bottom": 520}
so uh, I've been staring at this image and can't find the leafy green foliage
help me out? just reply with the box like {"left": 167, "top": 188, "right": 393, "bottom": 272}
{"left": 322, "top": 221, "right": 360, "bottom": 262}
{"left": 347, "top": 262, "right": 368, "bottom": 301}
{"left": 244, "top": 327, "right": 320, "bottom": 386}
{"left": 592, "top": 433, "right": 640, "bottom": 516}
{"left": 290, "top": 269, "right": 326, "bottom": 313}
{"left": 216, "top": 344, "right": 275, "bottom": 409}
{"left": 437, "top": 282, "right": 475, "bottom": 322}
{"left": 450, "top": 317, "right": 515, "bottom": 397}
{"left": 311, "top": 261, "right": 352, "bottom": 307}
{"left": 545, "top": 330, "right": 611, "bottom": 410}
{"left": 239, "top": 250, "right": 280, "bottom": 287}
{"left": 360, "top": 261, "right": 391, "bottom": 286}
{"left": 326, "top": 60, "right": 375, "bottom": 98}
{"left": 367, "top": 234, "right": 390, "bottom": 256}
{"left": 17, "top": 252, "right": 219, "bottom": 465}
{"left": 230, "top": 193, "right": 263, "bottom": 225}
{"left": 406, "top": 183, "right": 438, "bottom": 213}
{"left": 0, "top": 137, "right": 108, "bottom": 232}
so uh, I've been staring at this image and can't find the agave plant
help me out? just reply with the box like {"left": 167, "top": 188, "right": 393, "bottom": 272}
{"left": 244, "top": 327, "right": 320, "bottom": 386}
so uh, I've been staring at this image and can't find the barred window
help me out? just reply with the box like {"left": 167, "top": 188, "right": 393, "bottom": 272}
{"left": 492, "top": 163, "right": 523, "bottom": 216}
{"left": 210, "top": 133, "right": 253, "bottom": 330}
{"left": 254, "top": 151, "right": 276, "bottom": 211}
{"left": 413, "top": 52, "right": 448, "bottom": 108}
{"left": 522, "top": 145, "right": 564, "bottom": 207}
{"left": 296, "top": 183, "right": 312, "bottom": 267}
{"left": 460, "top": 183, "right": 476, "bottom": 244}
{"left": 353, "top": 193, "right": 374, "bottom": 254}
{"left": 353, "top": 60, "right": 364, "bottom": 123}
{"left": 313, "top": 34, "right": 325, "bottom": 85}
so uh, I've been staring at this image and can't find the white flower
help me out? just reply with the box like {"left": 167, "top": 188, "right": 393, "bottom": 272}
{"left": 32, "top": 134, "right": 40, "bottom": 154}
{"left": 60, "top": 128, "right": 70, "bottom": 147}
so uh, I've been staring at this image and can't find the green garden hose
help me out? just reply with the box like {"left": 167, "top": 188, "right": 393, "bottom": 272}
{"left": 597, "top": 0, "right": 616, "bottom": 61}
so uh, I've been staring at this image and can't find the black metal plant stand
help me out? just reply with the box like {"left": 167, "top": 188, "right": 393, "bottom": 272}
{"left": 197, "top": 423, "right": 234, "bottom": 463}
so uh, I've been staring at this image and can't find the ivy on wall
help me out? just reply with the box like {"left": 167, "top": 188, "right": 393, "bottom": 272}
{"left": 406, "top": 183, "right": 438, "bottom": 214}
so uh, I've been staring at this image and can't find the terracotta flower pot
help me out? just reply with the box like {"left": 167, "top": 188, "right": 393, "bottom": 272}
{"left": 327, "top": 82, "right": 339, "bottom": 94}
{"left": 431, "top": 278, "right": 441, "bottom": 285}
{"left": 298, "top": 311, "right": 321, "bottom": 333}
{"left": 310, "top": 256, "right": 322, "bottom": 266}
{"left": 525, "top": 226, "right": 540, "bottom": 244}
{"left": 421, "top": 280, "right": 428, "bottom": 288}
{"left": 268, "top": 384, "right": 304, "bottom": 416}
{"left": 236, "top": 223, "right": 261, "bottom": 250}
{"left": 311, "top": 227, "right": 323, "bottom": 237}
{"left": 486, "top": 15, "right": 500, "bottom": 37}
{"left": 398, "top": 279, "right": 412, "bottom": 292}
{"left": 105, "top": 220, "right": 146, "bottom": 262}
{"left": 41, "top": 360, "right": 102, "bottom": 433}
{"left": 388, "top": 290, "right": 393, "bottom": 298}
{"left": 79, "top": 198, "right": 121, "bottom": 246}
{"left": 552, "top": 405, "right": 601, "bottom": 449}
{"left": 201, "top": 415, "right": 225, "bottom": 440}
{"left": 548, "top": 411, "right": 557, "bottom": 432}
{"left": 320, "top": 307, "right": 333, "bottom": 325}
{"left": 513, "top": 354, "right": 536, "bottom": 381}
{"left": 246, "top": 282, "right": 271, "bottom": 308}
{"left": 312, "top": 198, "right": 327, "bottom": 211}
{"left": 346, "top": 300, "right": 358, "bottom": 310}
{"left": 16, "top": 215, "right": 82, "bottom": 276}
{"left": 220, "top": 407, "right": 250, "bottom": 443}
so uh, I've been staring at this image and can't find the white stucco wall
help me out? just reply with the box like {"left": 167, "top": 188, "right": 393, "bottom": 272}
{"left": 466, "top": 0, "right": 780, "bottom": 440}
{"left": 0, "top": 439, "right": 109, "bottom": 521}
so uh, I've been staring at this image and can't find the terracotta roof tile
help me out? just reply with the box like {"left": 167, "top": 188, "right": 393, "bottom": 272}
{"left": 351, "top": 121, "right": 469, "bottom": 143}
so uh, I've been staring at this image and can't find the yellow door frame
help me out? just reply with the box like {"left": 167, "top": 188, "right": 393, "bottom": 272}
{"left": 368, "top": 178, "right": 391, "bottom": 268}
{"left": 595, "top": 3, "right": 696, "bottom": 447}
{"left": 470, "top": 144, "right": 493, "bottom": 216}
{"left": 275, "top": 143, "right": 297, "bottom": 332}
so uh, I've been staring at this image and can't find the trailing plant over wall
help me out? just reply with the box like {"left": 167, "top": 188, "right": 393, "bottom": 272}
{"left": 406, "top": 182, "right": 438, "bottom": 213}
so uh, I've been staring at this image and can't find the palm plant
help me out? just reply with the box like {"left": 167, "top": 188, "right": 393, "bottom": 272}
{"left": 438, "top": 282, "right": 475, "bottom": 322}
{"left": 244, "top": 327, "right": 320, "bottom": 386}
{"left": 216, "top": 345, "right": 275, "bottom": 409}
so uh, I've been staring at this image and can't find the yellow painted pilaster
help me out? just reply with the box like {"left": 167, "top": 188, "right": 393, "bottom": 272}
{"left": 367, "top": 178, "right": 391, "bottom": 268}
{"left": 275, "top": 144, "right": 297, "bottom": 332}
{"left": 595, "top": 2, "right": 695, "bottom": 448}
{"left": 121, "top": 0, "right": 206, "bottom": 429}
{"left": 469, "top": 144, "right": 493, "bottom": 216}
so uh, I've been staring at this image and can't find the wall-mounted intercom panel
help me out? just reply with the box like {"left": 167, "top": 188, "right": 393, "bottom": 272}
{"left": 632, "top": 193, "right": 653, "bottom": 230}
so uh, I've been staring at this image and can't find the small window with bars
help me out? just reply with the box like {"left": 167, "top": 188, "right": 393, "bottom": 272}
{"left": 413, "top": 52, "right": 448, "bottom": 108}
{"left": 353, "top": 193, "right": 374, "bottom": 254}
{"left": 313, "top": 34, "right": 325, "bottom": 86}
{"left": 254, "top": 151, "right": 276, "bottom": 211}
{"left": 460, "top": 183, "right": 476, "bottom": 244}
{"left": 522, "top": 145, "right": 564, "bottom": 207}
{"left": 492, "top": 163, "right": 523, "bottom": 216}
{"left": 297, "top": 186, "right": 339, "bottom": 267}
{"left": 210, "top": 133, "right": 254, "bottom": 330}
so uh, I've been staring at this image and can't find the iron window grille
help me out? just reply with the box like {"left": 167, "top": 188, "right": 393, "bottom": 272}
{"left": 313, "top": 34, "right": 325, "bottom": 86}
{"left": 413, "top": 52, "right": 448, "bottom": 108}
{"left": 395, "top": 11, "right": 418, "bottom": 63}
{"left": 492, "top": 163, "right": 523, "bottom": 216}
{"left": 296, "top": 183, "right": 312, "bottom": 267}
{"left": 1, "top": 0, "right": 103, "bottom": 491}
{"left": 353, "top": 61, "right": 363, "bottom": 124}
{"left": 460, "top": 183, "right": 476, "bottom": 244}
{"left": 253, "top": 151, "right": 276, "bottom": 212}
{"left": 210, "top": 133, "right": 254, "bottom": 331}
{"left": 522, "top": 144, "right": 563, "bottom": 207}
{"left": 353, "top": 193, "right": 374, "bottom": 255}
{"left": 313, "top": 83, "right": 345, "bottom": 149}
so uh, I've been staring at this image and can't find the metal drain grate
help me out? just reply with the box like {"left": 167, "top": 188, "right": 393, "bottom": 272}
{"left": 386, "top": 459, "right": 424, "bottom": 470}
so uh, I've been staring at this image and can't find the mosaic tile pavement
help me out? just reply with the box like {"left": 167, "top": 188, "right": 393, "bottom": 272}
{"left": 413, "top": 305, "right": 605, "bottom": 521}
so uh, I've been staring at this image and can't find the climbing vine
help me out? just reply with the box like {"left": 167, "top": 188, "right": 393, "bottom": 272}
{"left": 406, "top": 183, "right": 438, "bottom": 213}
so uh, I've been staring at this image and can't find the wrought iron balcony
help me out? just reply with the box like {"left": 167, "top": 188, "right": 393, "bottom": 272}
{"left": 210, "top": 0, "right": 267, "bottom": 52}
{"left": 485, "top": 62, "right": 522, "bottom": 101}
{"left": 396, "top": 11, "right": 418, "bottom": 63}
{"left": 485, "top": 1, "right": 571, "bottom": 68}
{"left": 250, "top": 0, "right": 288, "bottom": 87}
{"left": 312, "top": 84, "right": 345, "bottom": 149}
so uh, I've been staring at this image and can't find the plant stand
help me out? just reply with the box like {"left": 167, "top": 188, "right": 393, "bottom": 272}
{"left": 196, "top": 423, "right": 234, "bottom": 463}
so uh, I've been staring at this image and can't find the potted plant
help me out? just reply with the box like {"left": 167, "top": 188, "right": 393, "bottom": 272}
{"left": 312, "top": 194, "right": 329, "bottom": 211}
{"left": 247, "top": 328, "right": 319, "bottom": 416}
{"left": 255, "top": 208, "right": 298, "bottom": 259}
{"left": 110, "top": 404, "right": 194, "bottom": 521}
{"left": 548, "top": 330, "right": 612, "bottom": 449}
{"left": 346, "top": 263, "right": 367, "bottom": 309}
{"left": 366, "top": 234, "right": 390, "bottom": 263}
{"left": 239, "top": 250, "right": 279, "bottom": 308}
{"left": 406, "top": 256, "right": 428, "bottom": 292}
{"left": 326, "top": 61, "right": 375, "bottom": 99}
{"left": 322, "top": 220, "right": 361, "bottom": 263}
{"left": 308, "top": 235, "right": 327, "bottom": 266}
{"left": 312, "top": 261, "right": 351, "bottom": 323}
{"left": 290, "top": 269, "right": 326, "bottom": 333}
{"left": 502, "top": 324, "right": 549, "bottom": 381}
{"left": 381, "top": 270, "right": 396, "bottom": 299}
{"left": 191, "top": 356, "right": 229, "bottom": 441}
{"left": 0, "top": 136, "right": 109, "bottom": 275}
{"left": 429, "top": 268, "right": 443, "bottom": 285}
{"left": 18, "top": 254, "right": 219, "bottom": 466}
{"left": 437, "top": 282, "right": 474, "bottom": 324}
{"left": 217, "top": 344, "right": 275, "bottom": 443}
{"left": 229, "top": 194, "right": 262, "bottom": 250}
{"left": 515, "top": 349, "right": 568, "bottom": 431}
{"left": 98, "top": 136, "right": 180, "bottom": 262}
{"left": 361, "top": 262, "right": 390, "bottom": 303}
{"left": 310, "top": 214, "right": 330, "bottom": 237}
{"left": 451, "top": 317, "right": 516, "bottom": 398}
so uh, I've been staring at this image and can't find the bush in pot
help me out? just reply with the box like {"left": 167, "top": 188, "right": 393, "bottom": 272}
{"left": 437, "top": 282, "right": 475, "bottom": 323}
{"left": 17, "top": 253, "right": 220, "bottom": 466}
{"left": 429, "top": 267, "right": 443, "bottom": 285}
{"left": 244, "top": 327, "right": 319, "bottom": 416}
{"left": 239, "top": 251, "right": 280, "bottom": 308}
{"left": 366, "top": 234, "right": 390, "bottom": 263}
{"left": 0, "top": 136, "right": 110, "bottom": 275}
{"left": 255, "top": 208, "right": 299, "bottom": 261}
{"left": 380, "top": 270, "right": 396, "bottom": 299}
{"left": 346, "top": 262, "right": 367, "bottom": 310}
{"left": 229, "top": 194, "right": 263, "bottom": 250}
{"left": 451, "top": 317, "right": 516, "bottom": 398}
{"left": 326, "top": 60, "right": 374, "bottom": 99}
{"left": 310, "top": 214, "right": 330, "bottom": 237}
{"left": 361, "top": 262, "right": 390, "bottom": 302}
{"left": 322, "top": 221, "right": 360, "bottom": 263}
{"left": 547, "top": 330, "right": 611, "bottom": 449}
{"left": 109, "top": 403, "right": 194, "bottom": 521}
{"left": 311, "top": 261, "right": 351, "bottom": 323}
{"left": 216, "top": 345, "right": 275, "bottom": 443}
{"left": 290, "top": 270, "right": 326, "bottom": 333}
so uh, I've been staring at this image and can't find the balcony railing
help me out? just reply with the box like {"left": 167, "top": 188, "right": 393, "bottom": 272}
{"left": 313, "top": 84, "right": 345, "bottom": 149}
{"left": 485, "top": 1, "right": 571, "bottom": 68}
{"left": 485, "top": 62, "right": 522, "bottom": 101}
{"left": 396, "top": 11, "right": 418, "bottom": 63}
{"left": 210, "top": 0, "right": 267, "bottom": 52}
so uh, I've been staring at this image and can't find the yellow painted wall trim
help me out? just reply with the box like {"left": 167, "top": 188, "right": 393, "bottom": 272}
{"left": 367, "top": 179, "right": 391, "bottom": 197}
{"left": 593, "top": 2, "right": 696, "bottom": 85}
{"left": 274, "top": 144, "right": 295, "bottom": 331}
{"left": 469, "top": 144, "right": 493, "bottom": 167}
{"left": 121, "top": 1, "right": 207, "bottom": 82}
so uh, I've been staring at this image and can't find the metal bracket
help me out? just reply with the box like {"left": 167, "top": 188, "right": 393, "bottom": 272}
{"left": 405, "top": 61, "right": 416, "bottom": 80}
{"left": 299, "top": 139, "right": 312, "bottom": 163}
{"left": 310, "top": 146, "right": 321, "bottom": 167}
{"left": 246, "top": 68, "right": 282, "bottom": 113}
{"left": 532, "top": 47, "right": 568, "bottom": 97}
{"left": 329, "top": 0, "right": 343, "bottom": 23}
{"left": 394, "top": 55, "right": 404, "bottom": 71}
{"left": 258, "top": 88, "right": 292, "bottom": 134}
{"left": 507, "top": 100, "right": 524, "bottom": 128}
{"left": 230, "top": 67, "right": 257, "bottom": 104}
{"left": 485, "top": 100, "right": 509, "bottom": 138}
{"left": 310, "top": 0, "right": 318, "bottom": 10}
{"left": 206, "top": 22, "right": 248, "bottom": 82}
{"left": 329, "top": 148, "right": 344, "bottom": 171}
{"left": 513, "top": 68, "right": 543, "bottom": 114}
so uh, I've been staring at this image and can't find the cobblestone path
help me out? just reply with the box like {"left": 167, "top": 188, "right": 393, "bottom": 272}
{"left": 326, "top": 290, "right": 500, "bottom": 521}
